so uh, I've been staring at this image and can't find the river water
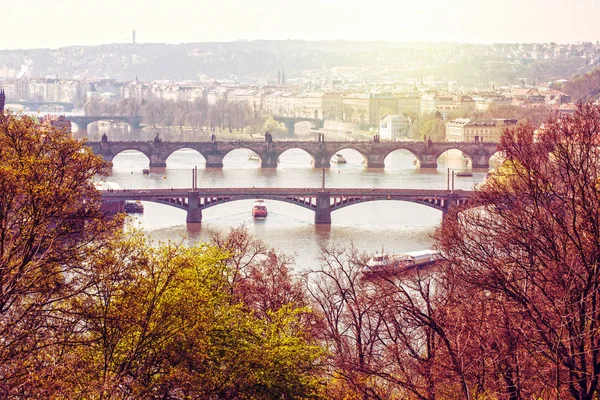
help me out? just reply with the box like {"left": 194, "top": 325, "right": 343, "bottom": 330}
{"left": 102, "top": 145, "right": 489, "bottom": 270}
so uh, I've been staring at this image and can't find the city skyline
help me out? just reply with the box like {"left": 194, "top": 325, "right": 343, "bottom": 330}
{"left": 4, "top": 0, "right": 600, "bottom": 49}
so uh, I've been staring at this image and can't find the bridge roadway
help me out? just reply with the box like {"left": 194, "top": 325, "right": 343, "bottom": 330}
{"left": 88, "top": 138, "right": 499, "bottom": 169}
{"left": 100, "top": 187, "right": 473, "bottom": 224}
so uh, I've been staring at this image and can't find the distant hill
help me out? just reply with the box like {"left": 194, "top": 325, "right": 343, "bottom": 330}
{"left": 559, "top": 68, "right": 600, "bottom": 102}
{"left": 0, "top": 40, "right": 594, "bottom": 86}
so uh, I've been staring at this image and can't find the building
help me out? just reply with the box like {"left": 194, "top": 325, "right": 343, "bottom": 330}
{"left": 379, "top": 114, "right": 411, "bottom": 141}
{"left": 370, "top": 94, "right": 398, "bottom": 126}
{"left": 342, "top": 93, "right": 371, "bottom": 124}
{"left": 445, "top": 118, "right": 517, "bottom": 142}
{"left": 395, "top": 94, "right": 421, "bottom": 115}
{"left": 0, "top": 88, "right": 5, "bottom": 112}
{"left": 322, "top": 93, "right": 343, "bottom": 120}
{"left": 421, "top": 93, "right": 475, "bottom": 119}
{"left": 41, "top": 115, "right": 72, "bottom": 133}
{"left": 475, "top": 96, "right": 512, "bottom": 111}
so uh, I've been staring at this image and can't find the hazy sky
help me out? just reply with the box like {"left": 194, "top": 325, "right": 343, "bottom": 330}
{"left": 3, "top": 0, "right": 599, "bottom": 49}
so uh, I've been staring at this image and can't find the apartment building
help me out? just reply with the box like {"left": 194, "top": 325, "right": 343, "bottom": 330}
{"left": 445, "top": 118, "right": 517, "bottom": 142}
{"left": 379, "top": 114, "right": 411, "bottom": 140}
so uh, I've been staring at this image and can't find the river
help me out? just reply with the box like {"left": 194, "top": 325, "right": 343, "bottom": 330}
{"left": 103, "top": 146, "right": 489, "bottom": 269}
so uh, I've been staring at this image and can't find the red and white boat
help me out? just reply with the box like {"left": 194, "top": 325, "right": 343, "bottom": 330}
{"left": 252, "top": 199, "right": 268, "bottom": 218}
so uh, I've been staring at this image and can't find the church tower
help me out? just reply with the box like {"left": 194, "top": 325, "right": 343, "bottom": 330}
{"left": 0, "top": 88, "right": 5, "bottom": 113}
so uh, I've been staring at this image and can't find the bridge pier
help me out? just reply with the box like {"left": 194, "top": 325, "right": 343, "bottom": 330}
{"left": 441, "top": 193, "right": 460, "bottom": 225}
{"left": 205, "top": 153, "right": 224, "bottom": 168}
{"left": 365, "top": 154, "right": 385, "bottom": 168}
{"left": 419, "top": 154, "right": 438, "bottom": 168}
{"left": 260, "top": 151, "right": 278, "bottom": 168}
{"left": 315, "top": 192, "right": 331, "bottom": 224}
{"left": 472, "top": 154, "right": 490, "bottom": 169}
{"left": 186, "top": 191, "right": 202, "bottom": 223}
{"left": 285, "top": 120, "right": 295, "bottom": 135}
{"left": 314, "top": 152, "right": 331, "bottom": 168}
{"left": 149, "top": 154, "right": 167, "bottom": 168}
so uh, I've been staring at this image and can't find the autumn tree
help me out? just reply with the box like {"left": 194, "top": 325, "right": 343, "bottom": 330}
{"left": 484, "top": 104, "right": 551, "bottom": 127}
{"left": 0, "top": 112, "right": 120, "bottom": 396}
{"left": 209, "top": 225, "right": 308, "bottom": 317}
{"left": 307, "top": 245, "right": 474, "bottom": 400}
{"left": 437, "top": 103, "right": 600, "bottom": 399}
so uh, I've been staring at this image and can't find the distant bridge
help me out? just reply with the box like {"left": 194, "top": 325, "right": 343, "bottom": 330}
{"left": 100, "top": 187, "right": 474, "bottom": 224}
{"left": 273, "top": 116, "right": 324, "bottom": 134}
{"left": 7, "top": 101, "right": 76, "bottom": 112}
{"left": 88, "top": 138, "right": 499, "bottom": 169}
{"left": 69, "top": 115, "right": 142, "bottom": 134}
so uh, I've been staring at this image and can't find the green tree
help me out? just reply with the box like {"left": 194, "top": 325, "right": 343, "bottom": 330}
{"left": 0, "top": 112, "right": 120, "bottom": 397}
{"left": 66, "top": 229, "right": 325, "bottom": 399}
{"left": 410, "top": 113, "right": 446, "bottom": 141}
{"left": 262, "top": 116, "right": 286, "bottom": 135}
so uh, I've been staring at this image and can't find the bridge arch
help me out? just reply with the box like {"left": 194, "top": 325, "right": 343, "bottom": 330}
{"left": 273, "top": 117, "right": 324, "bottom": 135}
{"left": 437, "top": 146, "right": 493, "bottom": 169}
{"left": 275, "top": 147, "right": 316, "bottom": 168}
{"left": 70, "top": 121, "right": 83, "bottom": 134}
{"left": 165, "top": 148, "right": 207, "bottom": 169}
{"left": 111, "top": 149, "right": 151, "bottom": 169}
{"left": 223, "top": 148, "right": 263, "bottom": 168}
{"left": 329, "top": 197, "right": 453, "bottom": 213}
{"left": 221, "top": 148, "right": 263, "bottom": 168}
{"left": 436, "top": 148, "right": 472, "bottom": 169}
{"left": 383, "top": 148, "right": 421, "bottom": 169}
{"left": 86, "top": 119, "right": 134, "bottom": 136}
{"left": 329, "top": 147, "right": 369, "bottom": 166}
{"left": 489, "top": 150, "right": 506, "bottom": 168}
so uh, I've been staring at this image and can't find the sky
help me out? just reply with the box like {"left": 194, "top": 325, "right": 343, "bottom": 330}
{"left": 2, "top": 0, "right": 600, "bottom": 49}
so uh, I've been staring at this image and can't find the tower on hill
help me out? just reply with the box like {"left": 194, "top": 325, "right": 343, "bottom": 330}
{"left": 0, "top": 88, "right": 5, "bottom": 113}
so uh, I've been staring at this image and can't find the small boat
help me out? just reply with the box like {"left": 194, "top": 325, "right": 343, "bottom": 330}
{"left": 331, "top": 153, "right": 347, "bottom": 164}
{"left": 455, "top": 171, "right": 473, "bottom": 177}
{"left": 248, "top": 152, "right": 260, "bottom": 161}
{"left": 124, "top": 200, "right": 144, "bottom": 213}
{"left": 252, "top": 199, "right": 268, "bottom": 218}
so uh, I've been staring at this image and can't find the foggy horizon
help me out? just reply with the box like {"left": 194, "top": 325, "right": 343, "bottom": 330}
{"left": 4, "top": 0, "right": 600, "bottom": 50}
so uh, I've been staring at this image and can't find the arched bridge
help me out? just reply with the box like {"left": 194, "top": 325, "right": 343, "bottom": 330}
{"left": 87, "top": 139, "right": 499, "bottom": 169}
{"left": 69, "top": 115, "right": 142, "bottom": 134}
{"left": 100, "top": 187, "right": 473, "bottom": 224}
{"left": 273, "top": 117, "right": 324, "bottom": 134}
{"left": 8, "top": 101, "right": 76, "bottom": 112}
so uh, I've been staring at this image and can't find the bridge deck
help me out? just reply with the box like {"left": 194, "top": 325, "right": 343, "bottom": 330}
{"left": 100, "top": 187, "right": 472, "bottom": 198}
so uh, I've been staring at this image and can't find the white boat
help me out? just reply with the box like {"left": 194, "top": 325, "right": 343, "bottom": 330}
{"left": 364, "top": 250, "right": 440, "bottom": 275}
{"left": 455, "top": 171, "right": 473, "bottom": 177}
{"left": 331, "top": 153, "right": 347, "bottom": 164}
{"left": 248, "top": 152, "right": 260, "bottom": 161}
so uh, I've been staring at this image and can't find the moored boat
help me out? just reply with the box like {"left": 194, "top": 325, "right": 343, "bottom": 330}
{"left": 363, "top": 250, "right": 440, "bottom": 275}
{"left": 124, "top": 200, "right": 144, "bottom": 213}
{"left": 455, "top": 171, "right": 473, "bottom": 177}
{"left": 252, "top": 199, "right": 268, "bottom": 218}
{"left": 248, "top": 152, "right": 260, "bottom": 161}
{"left": 331, "top": 153, "right": 347, "bottom": 164}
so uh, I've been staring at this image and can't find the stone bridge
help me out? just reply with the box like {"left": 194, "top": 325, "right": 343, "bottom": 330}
{"left": 69, "top": 115, "right": 143, "bottom": 135}
{"left": 87, "top": 138, "right": 499, "bottom": 169}
{"left": 100, "top": 187, "right": 474, "bottom": 224}
{"left": 8, "top": 101, "right": 76, "bottom": 112}
{"left": 273, "top": 116, "right": 324, "bottom": 134}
